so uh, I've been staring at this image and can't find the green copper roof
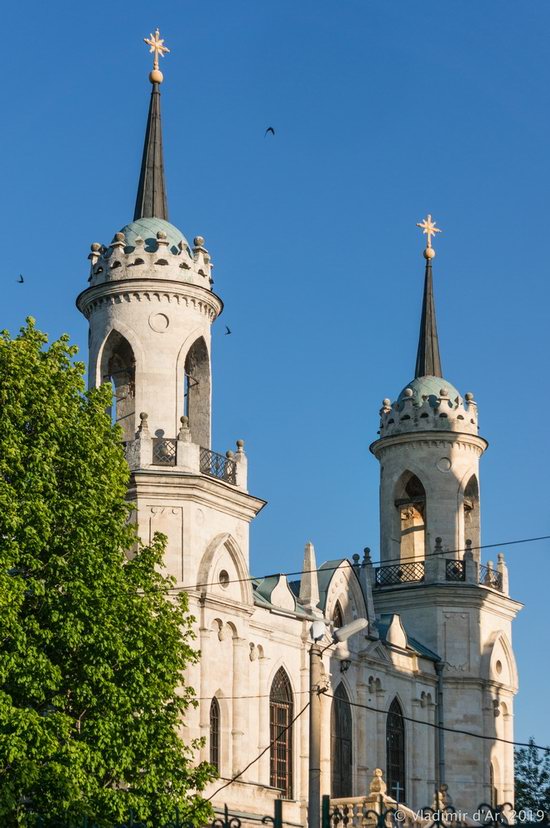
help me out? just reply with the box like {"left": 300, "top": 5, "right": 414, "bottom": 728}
{"left": 119, "top": 217, "right": 190, "bottom": 254}
{"left": 397, "top": 375, "right": 461, "bottom": 409}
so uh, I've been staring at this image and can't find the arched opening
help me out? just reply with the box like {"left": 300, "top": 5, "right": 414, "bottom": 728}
{"left": 331, "top": 682, "right": 353, "bottom": 798}
{"left": 395, "top": 472, "right": 426, "bottom": 562}
{"left": 386, "top": 698, "right": 406, "bottom": 802}
{"left": 333, "top": 600, "right": 344, "bottom": 630}
{"left": 100, "top": 330, "right": 136, "bottom": 442}
{"left": 209, "top": 697, "right": 220, "bottom": 773}
{"left": 184, "top": 337, "right": 211, "bottom": 447}
{"left": 269, "top": 667, "right": 293, "bottom": 798}
{"left": 463, "top": 475, "right": 480, "bottom": 557}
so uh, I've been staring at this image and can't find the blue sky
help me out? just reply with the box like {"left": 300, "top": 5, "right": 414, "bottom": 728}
{"left": 2, "top": 1, "right": 549, "bottom": 748}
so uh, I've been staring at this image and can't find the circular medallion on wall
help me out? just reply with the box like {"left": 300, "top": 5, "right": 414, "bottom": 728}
{"left": 148, "top": 312, "right": 170, "bottom": 332}
{"left": 436, "top": 457, "right": 452, "bottom": 472}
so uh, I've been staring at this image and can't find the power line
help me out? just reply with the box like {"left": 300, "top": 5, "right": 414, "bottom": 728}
{"left": 162, "top": 533, "right": 550, "bottom": 594}
{"left": 205, "top": 701, "right": 310, "bottom": 801}
{"left": 324, "top": 692, "right": 549, "bottom": 752}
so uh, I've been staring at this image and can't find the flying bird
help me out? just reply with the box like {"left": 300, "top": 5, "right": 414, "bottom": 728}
{"left": 17, "top": 274, "right": 24, "bottom": 283}
{"left": 264, "top": 127, "right": 275, "bottom": 137}
{"left": 224, "top": 326, "right": 232, "bottom": 336}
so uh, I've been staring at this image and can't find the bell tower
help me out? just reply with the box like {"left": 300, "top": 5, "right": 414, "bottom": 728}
{"left": 76, "top": 31, "right": 265, "bottom": 587}
{"left": 369, "top": 217, "right": 521, "bottom": 809}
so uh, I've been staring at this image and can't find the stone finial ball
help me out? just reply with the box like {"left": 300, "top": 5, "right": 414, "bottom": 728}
{"left": 465, "top": 392, "right": 474, "bottom": 401}
{"left": 91, "top": 242, "right": 101, "bottom": 252}
{"left": 139, "top": 412, "right": 148, "bottom": 420}
{"left": 236, "top": 439, "right": 244, "bottom": 449}
{"left": 156, "top": 230, "right": 167, "bottom": 240}
{"left": 194, "top": 235, "right": 205, "bottom": 247}
{"left": 403, "top": 387, "right": 413, "bottom": 397}
{"left": 423, "top": 247, "right": 436, "bottom": 259}
{"left": 149, "top": 68, "right": 164, "bottom": 84}
{"left": 114, "top": 232, "right": 125, "bottom": 242}
{"left": 440, "top": 387, "right": 449, "bottom": 397}
{"left": 383, "top": 398, "right": 391, "bottom": 407}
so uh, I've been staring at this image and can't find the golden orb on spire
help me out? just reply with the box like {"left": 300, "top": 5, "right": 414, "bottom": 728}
{"left": 144, "top": 28, "right": 170, "bottom": 84}
{"left": 416, "top": 214, "right": 442, "bottom": 258}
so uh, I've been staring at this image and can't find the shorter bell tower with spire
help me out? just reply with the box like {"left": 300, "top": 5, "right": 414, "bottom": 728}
{"left": 369, "top": 217, "right": 521, "bottom": 807}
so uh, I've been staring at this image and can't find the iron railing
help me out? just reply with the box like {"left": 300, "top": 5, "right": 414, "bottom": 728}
{"left": 374, "top": 561, "right": 425, "bottom": 587}
{"left": 479, "top": 564, "right": 503, "bottom": 592}
{"left": 445, "top": 559, "right": 466, "bottom": 582}
{"left": 152, "top": 438, "right": 177, "bottom": 466}
{"left": 200, "top": 448, "right": 236, "bottom": 485}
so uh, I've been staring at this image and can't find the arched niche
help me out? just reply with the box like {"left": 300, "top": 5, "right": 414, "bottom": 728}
{"left": 100, "top": 330, "right": 136, "bottom": 441}
{"left": 463, "top": 474, "right": 480, "bottom": 553}
{"left": 184, "top": 336, "right": 211, "bottom": 447}
{"left": 394, "top": 471, "right": 426, "bottom": 562}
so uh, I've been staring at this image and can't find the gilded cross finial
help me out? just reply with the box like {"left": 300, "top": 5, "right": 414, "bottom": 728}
{"left": 417, "top": 214, "right": 442, "bottom": 259}
{"left": 144, "top": 28, "right": 170, "bottom": 84}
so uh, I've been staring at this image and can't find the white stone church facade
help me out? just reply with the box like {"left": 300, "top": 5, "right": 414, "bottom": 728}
{"left": 76, "top": 45, "right": 521, "bottom": 827}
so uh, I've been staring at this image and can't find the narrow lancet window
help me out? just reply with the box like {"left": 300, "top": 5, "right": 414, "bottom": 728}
{"left": 386, "top": 698, "right": 406, "bottom": 802}
{"left": 331, "top": 682, "right": 353, "bottom": 798}
{"left": 209, "top": 697, "right": 220, "bottom": 772}
{"left": 269, "top": 668, "right": 293, "bottom": 798}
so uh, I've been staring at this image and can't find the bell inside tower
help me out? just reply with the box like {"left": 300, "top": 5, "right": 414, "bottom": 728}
{"left": 100, "top": 330, "right": 136, "bottom": 442}
{"left": 183, "top": 336, "right": 211, "bottom": 448}
{"left": 395, "top": 472, "right": 426, "bottom": 563}
{"left": 463, "top": 474, "right": 480, "bottom": 555}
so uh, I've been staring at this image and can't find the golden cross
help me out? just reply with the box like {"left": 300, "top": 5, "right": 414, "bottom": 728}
{"left": 416, "top": 214, "right": 442, "bottom": 249}
{"left": 144, "top": 28, "right": 170, "bottom": 70}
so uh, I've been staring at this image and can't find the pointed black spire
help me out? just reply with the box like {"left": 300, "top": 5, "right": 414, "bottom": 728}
{"left": 134, "top": 81, "right": 168, "bottom": 221}
{"left": 414, "top": 254, "right": 442, "bottom": 378}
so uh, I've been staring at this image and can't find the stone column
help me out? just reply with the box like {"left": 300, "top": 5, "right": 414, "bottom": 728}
{"left": 232, "top": 636, "right": 248, "bottom": 777}
{"left": 356, "top": 667, "right": 369, "bottom": 793}
{"left": 199, "top": 624, "right": 212, "bottom": 763}
{"left": 258, "top": 649, "right": 271, "bottom": 783}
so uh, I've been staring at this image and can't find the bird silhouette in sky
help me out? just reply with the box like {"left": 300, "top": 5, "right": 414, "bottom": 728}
{"left": 17, "top": 274, "right": 24, "bottom": 283}
{"left": 264, "top": 127, "right": 275, "bottom": 137}
{"left": 225, "top": 326, "right": 232, "bottom": 336}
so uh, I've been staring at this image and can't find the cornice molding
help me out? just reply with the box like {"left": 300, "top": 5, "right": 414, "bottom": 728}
{"left": 76, "top": 279, "right": 223, "bottom": 321}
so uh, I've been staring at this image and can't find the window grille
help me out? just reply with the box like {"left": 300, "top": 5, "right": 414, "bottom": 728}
{"left": 387, "top": 698, "right": 406, "bottom": 802}
{"left": 209, "top": 697, "right": 220, "bottom": 772}
{"left": 270, "top": 668, "right": 293, "bottom": 798}
{"left": 331, "top": 682, "right": 353, "bottom": 798}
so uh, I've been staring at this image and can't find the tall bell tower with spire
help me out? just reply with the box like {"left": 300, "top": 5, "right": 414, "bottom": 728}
{"left": 369, "top": 217, "right": 521, "bottom": 807}
{"left": 76, "top": 30, "right": 265, "bottom": 587}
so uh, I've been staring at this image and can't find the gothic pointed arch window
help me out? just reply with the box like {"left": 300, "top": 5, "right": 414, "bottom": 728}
{"left": 395, "top": 472, "right": 426, "bottom": 563}
{"left": 331, "top": 682, "right": 353, "bottom": 798}
{"left": 333, "top": 600, "right": 344, "bottom": 630}
{"left": 386, "top": 698, "right": 406, "bottom": 802}
{"left": 209, "top": 697, "right": 220, "bottom": 772}
{"left": 100, "top": 330, "right": 136, "bottom": 442}
{"left": 270, "top": 667, "right": 293, "bottom": 798}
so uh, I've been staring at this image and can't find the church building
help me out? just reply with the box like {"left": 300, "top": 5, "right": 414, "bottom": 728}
{"left": 76, "top": 31, "right": 521, "bottom": 826}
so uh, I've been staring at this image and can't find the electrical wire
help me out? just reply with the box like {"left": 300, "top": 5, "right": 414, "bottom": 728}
{"left": 323, "top": 692, "right": 549, "bottom": 751}
{"left": 204, "top": 700, "right": 310, "bottom": 801}
{"left": 160, "top": 533, "right": 550, "bottom": 594}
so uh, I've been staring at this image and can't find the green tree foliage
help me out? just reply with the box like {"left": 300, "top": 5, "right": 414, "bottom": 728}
{"left": 0, "top": 321, "right": 215, "bottom": 827}
{"left": 514, "top": 738, "right": 550, "bottom": 814}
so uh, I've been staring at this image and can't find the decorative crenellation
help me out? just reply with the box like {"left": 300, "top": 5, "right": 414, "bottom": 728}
{"left": 378, "top": 386, "right": 479, "bottom": 437}
{"left": 87, "top": 230, "right": 213, "bottom": 290}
